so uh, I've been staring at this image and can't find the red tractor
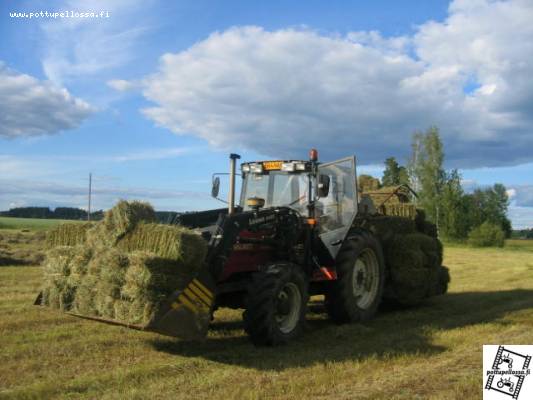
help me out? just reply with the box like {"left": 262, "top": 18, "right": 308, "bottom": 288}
{"left": 149, "top": 150, "right": 448, "bottom": 345}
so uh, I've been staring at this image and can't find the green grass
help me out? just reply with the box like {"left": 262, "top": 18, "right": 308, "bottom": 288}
{"left": 1, "top": 243, "right": 533, "bottom": 399}
{"left": 0, "top": 217, "right": 84, "bottom": 231}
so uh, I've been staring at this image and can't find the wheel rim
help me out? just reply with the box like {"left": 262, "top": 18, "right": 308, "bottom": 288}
{"left": 275, "top": 282, "right": 302, "bottom": 334}
{"left": 351, "top": 248, "right": 380, "bottom": 309}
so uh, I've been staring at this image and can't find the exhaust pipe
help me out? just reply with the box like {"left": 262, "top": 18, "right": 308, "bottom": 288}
{"left": 228, "top": 153, "right": 241, "bottom": 214}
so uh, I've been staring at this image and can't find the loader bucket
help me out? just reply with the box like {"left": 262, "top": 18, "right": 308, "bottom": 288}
{"left": 35, "top": 266, "right": 217, "bottom": 341}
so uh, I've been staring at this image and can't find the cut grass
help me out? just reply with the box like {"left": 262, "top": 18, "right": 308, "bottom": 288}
{"left": 1, "top": 243, "right": 532, "bottom": 399}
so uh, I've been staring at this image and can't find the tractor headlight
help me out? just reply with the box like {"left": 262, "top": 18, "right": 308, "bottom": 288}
{"left": 249, "top": 163, "right": 263, "bottom": 173}
{"left": 242, "top": 164, "right": 250, "bottom": 173}
{"left": 281, "top": 162, "right": 296, "bottom": 172}
{"left": 295, "top": 162, "right": 306, "bottom": 171}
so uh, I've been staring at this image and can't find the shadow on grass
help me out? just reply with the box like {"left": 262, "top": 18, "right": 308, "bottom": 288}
{"left": 150, "top": 289, "right": 533, "bottom": 371}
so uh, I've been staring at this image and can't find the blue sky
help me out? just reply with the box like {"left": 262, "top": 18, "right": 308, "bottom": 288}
{"left": 1, "top": 0, "right": 532, "bottom": 228}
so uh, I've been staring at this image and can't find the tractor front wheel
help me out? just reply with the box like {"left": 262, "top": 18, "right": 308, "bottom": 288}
{"left": 243, "top": 264, "right": 308, "bottom": 346}
{"left": 325, "top": 230, "right": 385, "bottom": 323}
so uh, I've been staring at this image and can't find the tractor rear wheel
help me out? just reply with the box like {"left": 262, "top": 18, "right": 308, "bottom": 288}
{"left": 243, "top": 264, "right": 308, "bottom": 346}
{"left": 326, "top": 230, "right": 385, "bottom": 323}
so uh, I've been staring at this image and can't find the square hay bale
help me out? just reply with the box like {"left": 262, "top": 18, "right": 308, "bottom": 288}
{"left": 85, "top": 200, "right": 156, "bottom": 247}
{"left": 73, "top": 275, "right": 99, "bottom": 315}
{"left": 118, "top": 251, "right": 196, "bottom": 325}
{"left": 67, "top": 247, "right": 93, "bottom": 288}
{"left": 116, "top": 223, "right": 207, "bottom": 269}
{"left": 46, "top": 223, "right": 94, "bottom": 248}
{"left": 41, "top": 246, "right": 79, "bottom": 310}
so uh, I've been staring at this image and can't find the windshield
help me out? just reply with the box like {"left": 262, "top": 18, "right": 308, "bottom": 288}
{"left": 240, "top": 171, "right": 309, "bottom": 214}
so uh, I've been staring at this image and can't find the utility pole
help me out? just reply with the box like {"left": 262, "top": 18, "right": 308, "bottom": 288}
{"left": 88, "top": 173, "right": 92, "bottom": 221}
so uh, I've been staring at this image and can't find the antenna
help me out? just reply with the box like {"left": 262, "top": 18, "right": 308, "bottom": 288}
{"left": 88, "top": 173, "right": 92, "bottom": 221}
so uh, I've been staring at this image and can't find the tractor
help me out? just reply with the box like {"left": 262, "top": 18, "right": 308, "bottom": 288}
{"left": 156, "top": 149, "right": 449, "bottom": 345}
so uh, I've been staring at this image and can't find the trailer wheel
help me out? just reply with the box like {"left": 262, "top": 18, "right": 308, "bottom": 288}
{"left": 326, "top": 230, "right": 385, "bottom": 323}
{"left": 243, "top": 264, "right": 308, "bottom": 346}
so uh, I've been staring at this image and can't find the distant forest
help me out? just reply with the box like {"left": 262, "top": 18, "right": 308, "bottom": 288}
{"left": 0, "top": 207, "right": 179, "bottom": 224}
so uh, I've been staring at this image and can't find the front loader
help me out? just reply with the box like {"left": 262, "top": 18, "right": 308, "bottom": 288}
{"left": 38, "top": 150, "right": 449, "bottom": 346}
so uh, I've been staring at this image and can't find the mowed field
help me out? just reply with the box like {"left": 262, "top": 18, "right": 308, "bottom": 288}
{"left": 0, "top": 217, "right": 82, "bottom": 231}
{"left": 1, "top": 220, "right": 533, "bottom": 399}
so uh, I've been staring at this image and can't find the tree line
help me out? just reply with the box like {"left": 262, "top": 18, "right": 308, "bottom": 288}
{"left": 0, "top": 207, "right": 105, "bottom": 220}
{"left": 0, "top": 207, "right": 179, "bottom": 224}
{"left": 380, "top": 126, "right": 512, "bottom": 245}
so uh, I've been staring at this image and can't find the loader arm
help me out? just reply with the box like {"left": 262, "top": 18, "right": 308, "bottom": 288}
{"left": 147, "top": 207, "right": 301, "bottom": 340}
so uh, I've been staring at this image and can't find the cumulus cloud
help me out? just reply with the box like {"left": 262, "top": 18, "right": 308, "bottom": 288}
{"left": 132, "top": 0, "right": 533, "bottom": 167}
{"left": 0, "top": 64, "right": 93, "bottom": 138}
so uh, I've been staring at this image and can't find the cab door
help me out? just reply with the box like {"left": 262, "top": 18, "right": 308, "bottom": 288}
{"left": 317, "top": 156, "right": 358, "bottom": 259}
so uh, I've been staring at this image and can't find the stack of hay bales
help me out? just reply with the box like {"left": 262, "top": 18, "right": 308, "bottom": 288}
{"left": 384, "top": 233, "right": 445, "bottom": 305}
{"left": 363, "top": 214, "right": 449, "bottom": 305}
{"left": 41, "top": 200, "right": 208, "bottom": 327}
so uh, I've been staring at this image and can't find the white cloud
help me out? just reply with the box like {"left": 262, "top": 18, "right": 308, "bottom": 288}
{"left": 107, "top": 79, "right": 138, "bottom": 91}
{"left": 131, "top": 0, "right": 533, "bottom": 167}
{"left": 0, "top": 178, "right": 210, "bottom": 212}
{"left": 41, "top": 0, "right": 152, "bottom": 84}
{"left": 0, "top": 64, "right": 93, "bottom": 138}
{"left": 508, "top": 206, "right": 533, "bottom": 230}
{"left": 509, "top": 185, "right": 533, "bottom": 208}
{"left": 107, "top": 147, "right": 190, "bottom": 162}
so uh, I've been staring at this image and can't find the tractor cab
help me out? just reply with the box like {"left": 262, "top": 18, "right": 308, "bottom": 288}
{"left": 219, "top": 152, "right": 359, "bottom": 260}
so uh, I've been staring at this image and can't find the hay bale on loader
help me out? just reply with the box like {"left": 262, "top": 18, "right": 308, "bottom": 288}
{"left": 86, "top": 200, "right": 156, "bottom": 247}
{"left": 41, "top": 200, "right": 208, "bottom": 327}
{"left": 46, "top": 223, "right": 94, "bottom": 248}
{"left": 42, "top": 246, "right": 92, "bottom": 310}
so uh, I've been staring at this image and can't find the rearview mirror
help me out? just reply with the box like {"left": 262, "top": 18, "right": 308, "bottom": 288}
{"left": 317, "top": 174, "right": 330, "bottom": 197}
{"left": 211, "top": 176, "right": 220, "bottom": 198}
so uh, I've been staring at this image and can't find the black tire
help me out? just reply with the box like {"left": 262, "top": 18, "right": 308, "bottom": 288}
{"left": 325, "top": 230, "right": 385, "bottom": 323}
{"left": 243, "top": 263, "right": 308, "bottom": 346}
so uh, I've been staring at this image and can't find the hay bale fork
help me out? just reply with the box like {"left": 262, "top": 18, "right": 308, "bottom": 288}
{"left": 38, "top": 150, "right": 449, "bottom": 346}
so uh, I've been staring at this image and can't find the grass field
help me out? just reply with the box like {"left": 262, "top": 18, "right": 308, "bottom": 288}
{"left": 0, "top": 217, "right": 84, "bottom": 231}
{"left": 1, "top": 239, "right": 533, "bottom": 399}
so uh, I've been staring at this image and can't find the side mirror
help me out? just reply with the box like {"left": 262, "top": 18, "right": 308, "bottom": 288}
{"left": 318, "top": 174, "right": 330, "bottom": 197}
{"left": 211, "top": 176, "right": 220, "bottom": 198}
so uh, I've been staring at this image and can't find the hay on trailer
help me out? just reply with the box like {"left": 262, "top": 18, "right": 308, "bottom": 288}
{"left": 364, "top": 216, "right": 417, "bottom": 244}
{"left": 358, "top": 175, "right": 380, "bottom": 192}
{"left": 384, "top": 233, "right": 444, "bottom": 305}
{"left": 46, "top": 223, "right": 94, "bottom": 248}
{"left": 382, "top": 204, "right": 417, "bottom": 218}
{"left": 116, "top": 223, "right": 207, "bottom": 270}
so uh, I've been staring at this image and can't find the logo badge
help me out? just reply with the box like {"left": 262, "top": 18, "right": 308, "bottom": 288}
{"left": 484, "top": 345, "right": 532, "bottom": 399}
